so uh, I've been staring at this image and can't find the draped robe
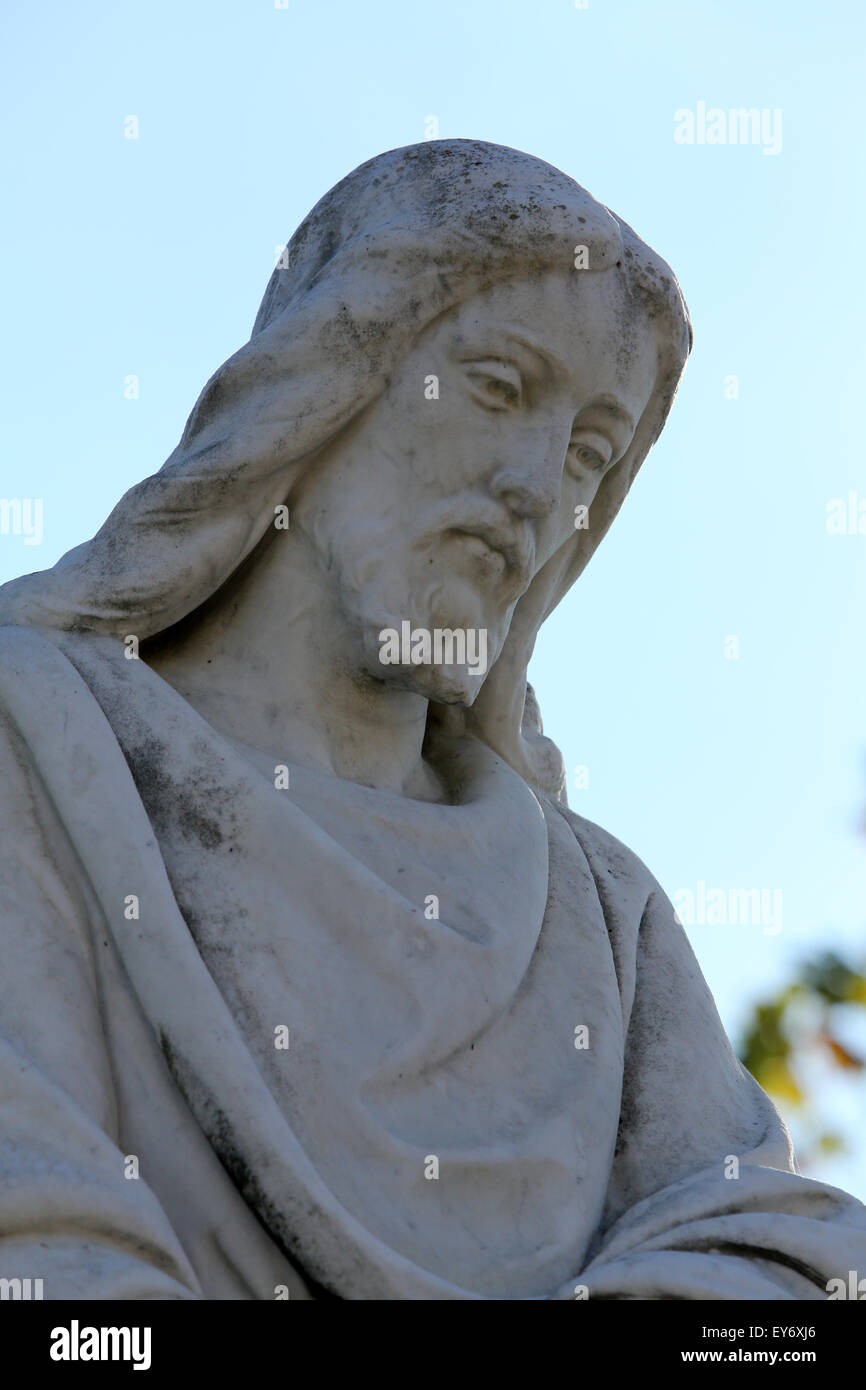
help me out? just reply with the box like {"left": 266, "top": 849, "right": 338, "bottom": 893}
{"left": 2, "top": 623, "right": 865, "bottom": 1300}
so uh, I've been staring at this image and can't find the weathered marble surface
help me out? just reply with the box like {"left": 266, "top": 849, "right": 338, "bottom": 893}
{"left": 1, "top": 140, "right": 864, "bottom": 1300}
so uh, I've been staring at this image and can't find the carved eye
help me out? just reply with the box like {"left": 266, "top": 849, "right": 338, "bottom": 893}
{"left": 567, "top": 432, "right": 613, "bottom": 476}
{"left": 484, "top": 376, "right": 520, "bottom": 407}
{"left": 571, "top": 444, "right": 605, "bottom": 469}
{"left": 464, "top": 360, "right": 523, "bottom": 411}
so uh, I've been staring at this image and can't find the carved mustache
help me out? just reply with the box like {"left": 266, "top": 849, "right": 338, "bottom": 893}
{"left": 445, "top": 518, "right": 535, "bottom": 592}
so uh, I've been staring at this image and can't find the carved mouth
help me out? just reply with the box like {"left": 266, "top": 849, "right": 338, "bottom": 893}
{"left": 449, "top": 525, "right": 533, "bottom": 590}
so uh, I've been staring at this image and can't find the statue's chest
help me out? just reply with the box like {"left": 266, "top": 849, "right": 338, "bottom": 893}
{"left": 128, "top": 722, "right": 626, "bottom": 1294}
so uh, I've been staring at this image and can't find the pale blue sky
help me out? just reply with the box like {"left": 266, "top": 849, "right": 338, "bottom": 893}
{"left": 1, "top": 0, "right": 864, "bottom": 1195}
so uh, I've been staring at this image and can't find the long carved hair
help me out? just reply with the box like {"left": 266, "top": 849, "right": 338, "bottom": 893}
{"left": 0, "top": 139, "right": 691, "bottom": 799}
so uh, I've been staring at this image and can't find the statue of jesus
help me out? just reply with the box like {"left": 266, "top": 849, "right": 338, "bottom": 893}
{"left": 1, "top": 139, "right": 863, "bottom": 1299}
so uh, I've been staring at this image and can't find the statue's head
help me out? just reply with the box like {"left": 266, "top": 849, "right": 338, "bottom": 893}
{"left": 288, "top": 267, "right": 659, "bottom": 711}
{"left": 0, "top": 139, "right": 691, "bottom": 798}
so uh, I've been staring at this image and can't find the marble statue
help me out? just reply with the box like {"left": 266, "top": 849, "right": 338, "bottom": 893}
{"left": 1, "top": 139, "right": 864, "bottom": 1300}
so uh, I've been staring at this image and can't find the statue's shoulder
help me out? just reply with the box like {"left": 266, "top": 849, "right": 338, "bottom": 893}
{"left": 0, "top": 620, "right": 39, "bottom": 659}
{"left": 0, "top": 620, "right": 69, "bottom": 667}
{"left": 549, "top": 798, "right": 665, "bottom": 922}
{"left": 0, "top": 623, "right": 85, "bottom": 709}
{"left": 0, "top": 625, "right": 111, "bottom": 770}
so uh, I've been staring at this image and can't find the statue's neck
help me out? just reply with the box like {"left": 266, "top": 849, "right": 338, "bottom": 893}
{"left": 143, "top": 527, "right": 449, "bottom": 804}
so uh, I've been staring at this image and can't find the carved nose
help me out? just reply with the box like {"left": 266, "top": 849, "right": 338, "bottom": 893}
{"left": 491, "top": 461, "right": 563, "bottom": 520}
{"left": 490, "top": 423, "right": 569, "bottom": 519}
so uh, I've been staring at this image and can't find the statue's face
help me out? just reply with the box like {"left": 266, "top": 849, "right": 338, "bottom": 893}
{"left": 292, "top": 268, "right": 658, "bottom": 705}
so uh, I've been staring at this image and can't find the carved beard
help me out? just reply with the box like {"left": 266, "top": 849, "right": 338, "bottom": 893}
{"left": 317, "top": 524, "right": 515, "bottom": 706}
